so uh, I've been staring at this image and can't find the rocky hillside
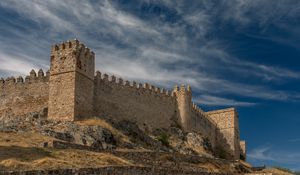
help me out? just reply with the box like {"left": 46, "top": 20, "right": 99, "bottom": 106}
{"left": 0, "top": 110, "right": 252, "bottom": 174}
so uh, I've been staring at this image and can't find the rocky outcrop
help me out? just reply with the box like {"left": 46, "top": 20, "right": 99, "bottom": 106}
{"left": 43, "top": 123, "right": 116, "bottom": 150}
{"left": 0, "top": 109, "right": 116, "bottom": 151}
{"left": 0, "top": 109, "right": 215, "bottom": 156}
{"left": 0, "top": 111, "right": 252, "bottom": 174}
{"left": 112, "top": 120, "right": 168, "bottom": 150}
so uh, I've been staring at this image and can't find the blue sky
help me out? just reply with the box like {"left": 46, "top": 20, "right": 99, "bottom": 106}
{"left": 0, "top": 0, "right": 300, "bottom": 171}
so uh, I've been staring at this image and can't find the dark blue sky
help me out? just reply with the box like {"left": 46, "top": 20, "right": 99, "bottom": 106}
{"left": 0, "top": 0, "right": 300, "bottom": 170}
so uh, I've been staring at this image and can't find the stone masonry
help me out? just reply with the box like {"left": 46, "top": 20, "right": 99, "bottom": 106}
{"left": 48, "top": 40, "right": 95, "bottom": 121}
{"left": 0, "top": 39, "right": 246, "bottom": 160}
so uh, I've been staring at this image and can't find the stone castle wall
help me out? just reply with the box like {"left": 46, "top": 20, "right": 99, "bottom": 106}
{"left": 206, "top": 108, "right": 241, "bottom": 160}
{"left": 189, "top": 106, "right": 217, "bottom": 148}
{"left": 93, "top": 72, "right": 178, "bottom": 131}
{"left": 0, "top": 70, "right": 49, "bottom": 117}
{"left": 93, "top": 74, "right": 220, "bottom": 150}
{"left": 0, "top": 39, "right": 244, "bottom": 160}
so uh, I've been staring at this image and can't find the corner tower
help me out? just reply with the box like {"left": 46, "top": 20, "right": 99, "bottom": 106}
{"left": 48, "top": 39, "right": 95, "bottom": 121}
{"left": 206, "top": 108, "right": 241, "bottom": 160}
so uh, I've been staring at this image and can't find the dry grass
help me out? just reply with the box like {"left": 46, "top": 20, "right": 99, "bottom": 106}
{"left": 261, "top": 167, "right": 294, "bottom": 175}
{"left": 76, "top": 118, "right": 131, "bottom": 144}
{"left": 0, "top": 149, "right": 131, "bottom": 171}
{"left": 0, "top": 132, "right": 131, "bottom": 171}
{"left": 239, "top": 160, "right": 252, "bottom": 168}
{"left": 0, "top": 132, "right": 55, "bottom": 148}
{"left": 197, "top": 162, "right": 221, "bottom": 172}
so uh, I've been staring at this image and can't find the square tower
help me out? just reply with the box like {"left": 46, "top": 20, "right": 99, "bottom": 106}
{"left": 48, "top": 39, "right": 95, "bottom": 121}
{"left": 206, "top": 108, "right": 240, "bottom": 160}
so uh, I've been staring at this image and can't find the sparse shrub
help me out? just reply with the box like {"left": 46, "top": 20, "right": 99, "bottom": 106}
{"left": 203, "top": 137, "right": 212, "bottom": 152}
{"left": 157, "top": 132, "right": 170, "bottom": 147}
{"left": 214, "top": 146, "right": 228, "bottom": 159}
{"left": 240, "top": 154, "right": 245, "bottom": 161}
{"left": 218, "top": 149, "right": 227, "bottom": 159}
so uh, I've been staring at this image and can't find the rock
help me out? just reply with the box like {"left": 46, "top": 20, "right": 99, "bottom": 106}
{"left": 112, "top": 120, "right": 164, "bottom": 150}
{"left": 42, "top": 122, "right": 116, "bottom": 151}
{"left": 186, "top": 133, "right": 204, "bottom": 148}
{"left": 0, "top": 108, "right": 49, "bottom": 132}
{"left": 0, "top": 109, "right": 117, "bottom": 151}
{"left": 43, "top": 130, "right": 75, "bottom": 142}
{"left": 168, "top": 128, "right": 211, "bottom": 156}
{"left": 169, "top": 127, "right": 185, "bottom": 140}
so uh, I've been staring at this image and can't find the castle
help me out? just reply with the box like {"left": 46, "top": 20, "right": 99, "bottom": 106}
{"left": 0, "top": 39, "right": 246, "bottom": 160}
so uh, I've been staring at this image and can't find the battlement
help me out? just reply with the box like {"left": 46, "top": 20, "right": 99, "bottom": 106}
{"left": 191, "top": 102, "right": 218, "bottom": 127}
{"left": 0, "top": 69, "right": 49, "bottom": 87}
{"left": 94, "top": 70, "right": 175, "bottom": 98}
{"left": 50, "top": 39, "right": 95, "bottom": 78}
{"left": 173, "top": 84, "right": 192, "bottom": 94}
{"left": 0, "top": 69, "right": 49, "bottom": 118}
{"left": 51, "top": 39, "right": 95, "bottom": 57}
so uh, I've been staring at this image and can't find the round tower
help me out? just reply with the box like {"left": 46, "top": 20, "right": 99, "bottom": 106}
{"left": 173, "top": 84, "right": 192, "bottom": 131}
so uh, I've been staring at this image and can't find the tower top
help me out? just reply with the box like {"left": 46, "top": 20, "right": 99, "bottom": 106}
{"left": 51, "top": 39, "right": 95, "bottom": 57}
{"left": 50, "top": 39, "right": 95, "bottom": 77}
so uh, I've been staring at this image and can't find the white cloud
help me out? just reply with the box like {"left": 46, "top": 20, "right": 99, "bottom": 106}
{"left": 0, "top": 52, "right": 43, "bottom": 76}
{"left": 194, "top": 95, "right": 256, "bottom": 107}
{"left": 248, "top": 146, "right": 276, "bottom": 161}
{"left": 0, "top": 0, "right": 299, "bottom": 104}
{"left": 288, "top": 138, "right": 300, "bottom": 142}
{"left": 248, "top": 145, "right": 300, "bottom": 165}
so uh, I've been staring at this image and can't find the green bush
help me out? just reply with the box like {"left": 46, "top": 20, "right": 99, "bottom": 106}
{"left": 240, "top": 154, "right": 246, "bottom": 161}
{"left": 214, "top": 146, "right": 227, "bottom": 159}
{"left": 157, "top": 133, "right": 169, "bottom": 147}
{"left": 203, "top": 137, "right": 212, "bottom": 152}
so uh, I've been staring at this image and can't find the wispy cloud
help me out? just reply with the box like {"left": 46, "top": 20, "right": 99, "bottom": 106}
{"left": 248, "top": 145, "right": 300, "bottom": 165}
{"left": 248, "top": 146, "right": 276, "bottom": 161}
{"left": 0, "top": 0, "right": 299, "bottom": 104}
{"left": 288, "top": 138, "right": 300, "bottom": 142}
{"left": 0, "top": 53, "right": 40, "bottom": 76}
{"left": 193, "top": 95, "right": 256, "bottom": 107}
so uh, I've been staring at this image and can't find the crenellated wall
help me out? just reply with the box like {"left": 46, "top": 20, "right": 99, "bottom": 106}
{"left": 0, "top": 39, "right": 245, "bottom": 161}
{"left": 94, "top": 71, "right": 179, "bottom": 131}
{"left": 0, "top": 69, "right": 49, "bottom": 117}
{"left": 189, "top": 104, "right": 217, "bottom": 148}
{"left": 172, "top": 85, "right": 236, "bottom": 159}
{"left": 173, "top": 84, "right": 217, "bottom": 148}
